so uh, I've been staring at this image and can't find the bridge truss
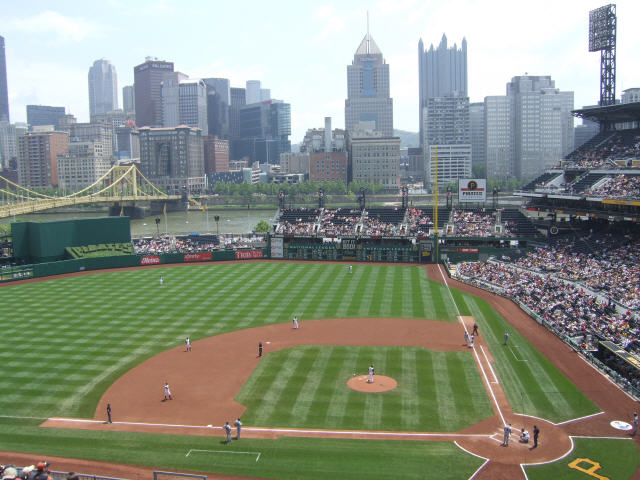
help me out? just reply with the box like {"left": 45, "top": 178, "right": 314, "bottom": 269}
{"left": 0, "top": 165, "right": 181, "bottom": 219}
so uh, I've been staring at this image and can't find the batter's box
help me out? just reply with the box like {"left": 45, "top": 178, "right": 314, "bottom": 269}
{"left": 185, "top": 449, "right": 262, "bottom": 463}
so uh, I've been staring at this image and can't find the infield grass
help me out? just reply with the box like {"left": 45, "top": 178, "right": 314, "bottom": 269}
{"left": 236, "top": 345, "right": 493, "bottom": 431}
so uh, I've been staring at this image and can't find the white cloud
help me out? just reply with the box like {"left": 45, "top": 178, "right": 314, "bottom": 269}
{"left": 5, "top": 10, "right": 104, "bottom": 44}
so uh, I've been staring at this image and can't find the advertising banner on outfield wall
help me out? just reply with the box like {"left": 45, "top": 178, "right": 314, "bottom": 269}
{"left": 235, "top": 249, "right": 263, "bottom": 260}
{"left": 184, "top": 252, "right": 212, "bottom": 262}
{"left": 271, "top": 236, "right": 284, "bottom": 258}
{"left": 140, "top": 255, "right": 161, "bottom": 265}
{"left": 459, "top": 178, "right": 486, "bottom": 203}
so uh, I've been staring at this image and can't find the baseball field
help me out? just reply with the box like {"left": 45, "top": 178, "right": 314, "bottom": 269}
{"left": 0, "top": 261, "right": 638, "bottom": 479}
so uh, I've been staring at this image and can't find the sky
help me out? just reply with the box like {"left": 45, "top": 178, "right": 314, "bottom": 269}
{"left": 3, "top": 0, "right": 639, "bottom": 142}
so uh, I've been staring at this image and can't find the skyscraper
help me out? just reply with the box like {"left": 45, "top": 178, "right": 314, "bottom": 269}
{"left": 26, "top": 105, "right": 66, "bottom": 129}
{"left": 0, "top": 35, "right": 9, "bottom": 123}
{"left": 18, "top": 131, "right": 68, "bottom": 187}
{"left": 418, "top": 35, "right": 467, "bottom": 146}
{"left": 122, "top": 85, "right": 135, "bottom": 116}
{"left": 235, "top": 99, "right": 291, "bottom": 164}
{"left": 203, "top": 78, "right": 230, "bottom": 139}
{"left": 134, "top": 58, "right": 174, "bottom": 127}
{"left": 485, "top": 75, "right": 574, "bottom": 179}
{"left": 345, "top": 28, "right": 393, "bottom": 136}
{"left": 469, "top": 102, "right": 486, "bottom": 173}
{"left": 88, "top": 59, "right": 118, "bottom": 119}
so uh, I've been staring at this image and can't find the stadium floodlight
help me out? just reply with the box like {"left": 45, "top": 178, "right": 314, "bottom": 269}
{"left": 588, "top": 4, "right": 616, "bottom": 107}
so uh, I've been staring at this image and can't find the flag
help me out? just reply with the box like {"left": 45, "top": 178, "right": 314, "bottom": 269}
{"left": 119, "top": 207, "right": 124, "bottom": 216}
{"left": 162, "top": 203, "right": 166, "bottom": 215}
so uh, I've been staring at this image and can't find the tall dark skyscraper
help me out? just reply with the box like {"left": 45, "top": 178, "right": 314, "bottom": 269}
{"left": 26, "top": 105, "right": 66, "bottom": 129}
{"left": 133, "top": 58, "right": 174, "bottom": 127}
{"left": 0, "top": 35, "right": 10, "bottom": 122}
{"left": 344, "top": 28, "right": 393, "bottom": 136}
{"left": 418, "top": 35, "right": 467, "bottom": 144}
{"left": 203, "top": 78, "right": 231, "bottom": 139}
{"left": 88, "top": 59, "right": 118, "bottom": 119}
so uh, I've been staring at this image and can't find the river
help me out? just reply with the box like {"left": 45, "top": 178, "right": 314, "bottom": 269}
{"left": 0, "top": 207, "right": 277, "bottom": 237}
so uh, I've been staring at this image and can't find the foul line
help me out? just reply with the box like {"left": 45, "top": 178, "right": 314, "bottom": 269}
{"left": 186, "top": 449, "right": 261, "bottom": 462}
{"left": 479, "top": 346, "right": 499, "bottom": 384}
{"left": 554, "top": 411, "right": 604, "bottom": 426}
{"left": 46, "top": 417, "right": 492, "bottom": 438}
{"left": 453, "top": 441, "right": 489, "bottom": 480}
{"left": 509, "top": 345, "right": 528, "bottom": 362}
{"left": 438, "top": 264, "right": 506, "bottom": 426}
{"left": 0, "top": 414, "right": 48, "bottom": 421}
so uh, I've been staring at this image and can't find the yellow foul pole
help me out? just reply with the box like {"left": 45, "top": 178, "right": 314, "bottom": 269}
{"left": 433, "top": 146, "right": 439, "bottom": 263}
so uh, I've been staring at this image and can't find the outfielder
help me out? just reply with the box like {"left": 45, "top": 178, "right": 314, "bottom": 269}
{"left": 367, "top": 364, "right": 375, "bottom": 383}
{"left": 504, "top": 332, "right": 510, "bottom": 345}
{"left": 159, "top": 275, "right": 163, "bottom": 286}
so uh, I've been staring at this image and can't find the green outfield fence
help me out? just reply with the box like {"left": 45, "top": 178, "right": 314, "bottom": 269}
{"left": 0, "top": 248, "right": 267, "bottom": 283}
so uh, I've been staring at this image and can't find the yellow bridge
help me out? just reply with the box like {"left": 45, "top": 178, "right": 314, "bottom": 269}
{"left": 0, "top": 165, "right": 183, "bottom": 219}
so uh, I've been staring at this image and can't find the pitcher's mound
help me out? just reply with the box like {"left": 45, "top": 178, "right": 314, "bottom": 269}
{"left": 347, "top": 375, "right": 398, "bottom": 392}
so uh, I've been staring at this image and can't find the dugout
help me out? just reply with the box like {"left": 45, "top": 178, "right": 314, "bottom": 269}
{"left": 596, "top": 340, "right": 640, "bottom": 384}
{"left": 12, "top": 217, "right": 131, "bottom": 264}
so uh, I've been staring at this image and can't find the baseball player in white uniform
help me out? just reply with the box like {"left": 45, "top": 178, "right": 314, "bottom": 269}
{"left": 293, "top": 316, "right": 299, "bottom": 329}
{"left": 159, "top": 275, "right": 163, "bottom": 286}
{"left": 234, "top": 418, "right": 242, "bottom": 439}
{"left": 469, "top": 334, "right": 474, "bottom": 348}
{"left": 223, "top": 421, "right": 232, "bottom": 443}
{"left": 163, "top": 382, "right": 172, "bottom": 401}
{"left": 464, "top": 331, "right": 469, "bottom": 345}
{"left": 185, "top": 337, "right": 191, "bottom": 351}
{"left": 349, "top": 265, "right": 353, "bottom": 274}
{"left": 502, "top": 423, "right": 512, "bottom": 446}
{"left": 367, "top": 364, "right": 375, "bottom": 383}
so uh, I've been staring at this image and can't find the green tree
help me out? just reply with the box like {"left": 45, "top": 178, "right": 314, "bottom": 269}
{"left": 254, "top": 220, "right": 272, "bottom": 233}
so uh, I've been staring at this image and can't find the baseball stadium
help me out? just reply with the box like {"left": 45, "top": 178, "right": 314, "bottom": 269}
{"left": 2, "top": 8, "right": 640, "bottom": 480}
{"left": 1, "top": 102, "right": 640, "bottom": 480}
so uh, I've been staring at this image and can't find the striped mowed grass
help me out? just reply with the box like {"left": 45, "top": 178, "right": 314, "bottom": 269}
{"left": 0, "top": 262, "right": 595, "bottom": 426}
{"left": 236, "top": 345, "right": 492, "bottom": 431}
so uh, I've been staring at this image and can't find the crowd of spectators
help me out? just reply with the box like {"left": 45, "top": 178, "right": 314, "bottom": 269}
{"left": 133, "top": 236, "right": 220, "bottom": 254}
{"left": 361, "top": 217, "right": 401, "bottom": 236}
{"left": 0, "top": 460, "right": 80, "bottom": 480}
{"left": 590, "top": 174, "right": 640, "bottom": 199}
{"left": 566, "top": 130, "right": 640, "bottom": 169}
{"left": 512, "top": 232, "right": 640, "bottom": 309}
{"left": 456, "top": 260, "right": 639, "bottom": 358}
{"left": 316, "top": 209, "right": 360, "bottom": 236}
{"left": 405, "top": 208, "right": 433, "bottom": 236}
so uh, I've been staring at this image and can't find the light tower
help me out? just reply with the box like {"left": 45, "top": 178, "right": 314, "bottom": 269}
{"left": 588, "top": 5, "right": 616, "bottom": 107}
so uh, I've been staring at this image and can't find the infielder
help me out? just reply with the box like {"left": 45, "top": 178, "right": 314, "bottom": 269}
{"left": 234, "top": 418, "right": 242, "bottom": 439}
{"left": 502, "top": 423, "right": 512, "bottom": 446}
{"left": 163, "top": 382, "right": 172, "bottom": 401}
{"left": 185, "top": 337, "right": 192, "bottom": 352}
{"left": 223, "top": 421, "right": 232, "bottom": 443}
{"left": 367, "top": 364, "right": 375, "bottom": 383}
{"left": 293, "top": 316, "right": 299, "bottom": 329}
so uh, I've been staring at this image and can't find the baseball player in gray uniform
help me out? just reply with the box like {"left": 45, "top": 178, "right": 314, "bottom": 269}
{"left": 234, "top": 418, "right": 242, "bottom": 439}
{"left": 223, "top": 421, "right": 232, "bottom": 443}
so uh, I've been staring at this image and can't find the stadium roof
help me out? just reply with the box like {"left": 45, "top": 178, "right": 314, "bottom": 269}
{"left": 573, "top": 102, "right": 640, "bottom": 124}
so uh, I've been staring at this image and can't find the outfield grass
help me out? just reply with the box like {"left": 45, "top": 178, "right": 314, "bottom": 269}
{"left": 236, "top": 345, "right": 493, "bottom": 431}
{"left": 524, "top": 437, "right": 640, "bottom": 480}
{"left": 0, "top": 416, "right": 485, "bottom": 480}
{"left": 0, "top": 262, "right": 616, "bottom": 477}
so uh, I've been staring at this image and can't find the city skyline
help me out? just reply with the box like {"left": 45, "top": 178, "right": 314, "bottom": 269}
{"left": 2, "top": 0, "right": 639, "bottom": 142}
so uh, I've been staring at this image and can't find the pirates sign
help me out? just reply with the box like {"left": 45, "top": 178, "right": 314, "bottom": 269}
{"left": 459, "top": 178, "right": 486, "bottom": 203}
